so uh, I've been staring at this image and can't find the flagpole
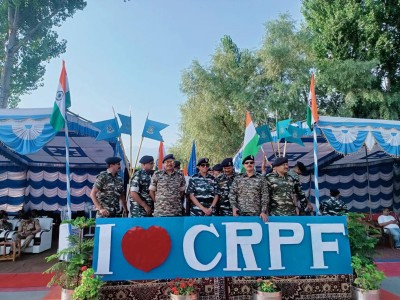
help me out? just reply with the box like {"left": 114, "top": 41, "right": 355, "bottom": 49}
{"left": 270, "top": 141, "right": 277, "bottom": 158}
{"left": 276, "top": 110, "right": 280, "bottom": 157}
{"left": 129, "top": 107, "right": 132, "bottom": 174}
{"left": 313, "top": 123, "right": 320, "bottom": 215}
{"left": 283, "top": 141, "right": 287, "bottom": 156}
{"left": 260, "top": 146, "right": 270, "bottom": 164}
{"left": 64, "top": 112, "right": 72, "bottom": 220}
{"left": 133, "top": 136, "right": 144, "bottom": 174}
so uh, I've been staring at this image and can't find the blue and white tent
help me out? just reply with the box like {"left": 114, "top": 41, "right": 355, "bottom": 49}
{"left": 244, "top": 116, "right": 400, "bottom": 214}
{"left": 0, "top": 108, "right": 126, "bottom": 212}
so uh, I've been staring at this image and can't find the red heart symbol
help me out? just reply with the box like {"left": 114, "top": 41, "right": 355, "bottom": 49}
{"left": 121, "top": 226, "right": 171, "bottom": 272}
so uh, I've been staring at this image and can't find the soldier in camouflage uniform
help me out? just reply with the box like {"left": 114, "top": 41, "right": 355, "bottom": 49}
{"left": 129, "top": 155, "right": 155, "bottom": 217}
{"left": 320, "top": 189, "right": 348, "bottom": 216}
{"left": 287, "top": 161, "right": 314, "bottom": 215}
{"left": 266, "top": 157, "right": 308, "bottom": 216}
{"left": 215, "top": 157, "right": 237, "bottom": 216}
{"left": 229, "top": 155, "right": 269, "bottom": 222}
{"left": 149, "top": 154, "right": 186, "bottom": 217}
{"left": 188, "top": 158, "right": 220, "bottom": 216}
{"left": 90, "top": 157, "right": 128, "bottom": 218}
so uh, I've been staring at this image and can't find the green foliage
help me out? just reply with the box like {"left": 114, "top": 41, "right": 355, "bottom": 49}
{"left": 173, "top": 35, "right": 263, "bottom": 163}
{"left": 258, "top": 14, "right": 315, "bottom": 120}
{"left": 302, "top": 0, "right": 400, "bottom": 118}
{"left": 347, "top": 213, "right": 385, "bottom": 290}
{"left": 44, "top": 217, "right": 95, "bottom": 289}
{"left": 174, "top": 16, "right": 317, "bottom": 163}
{"left": 73, "top": 267, "right": 103, "bottom": 300}
{"left": 352, "top": 256, "right": 385, "bottom": 290}
{"left": 347, "top": 213, "right": 379, "bottom": 262}
{"left": 255, "top": 278, "right": 279, "bottom": 293}
{"left": 0, "top": 0, "right": 87, "bottom": 108}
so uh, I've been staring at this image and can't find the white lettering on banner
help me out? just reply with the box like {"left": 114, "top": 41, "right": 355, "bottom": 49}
{"left": 93, "top": 219, "right": 350, "bottom": 278}
{"left": 222, "top": 222, "right": 262, "bottom": 271}
{"left": 183, "top": 224, "right": 222, "bottom": 271}
{"left": 308, "top": 223, "right": 345, "bottom": 269}
{"left": 95, "top": 224, "right": 114, "bottom": 275}
{"left": 268, "top": 222, "right": 304, "bottom": 270}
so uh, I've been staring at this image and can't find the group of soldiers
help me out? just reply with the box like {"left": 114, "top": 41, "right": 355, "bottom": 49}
{"left": 90, "top": 153, "right": 348, "bottom": 220}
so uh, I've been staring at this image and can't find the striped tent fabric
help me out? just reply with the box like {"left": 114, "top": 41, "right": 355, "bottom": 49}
{"left": 0, "top": 108, "right": 123, "bottom": 212}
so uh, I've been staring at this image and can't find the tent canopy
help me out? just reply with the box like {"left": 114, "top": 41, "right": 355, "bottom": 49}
{"left": 247, "top": 116, "right": 400, "bottom": 214}
{"left": 0, "top": 108, "right": 124, "bottom": 212}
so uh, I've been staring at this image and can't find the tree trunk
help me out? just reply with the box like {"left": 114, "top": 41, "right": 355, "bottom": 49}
{"left": 0, "top": 3, "right": 19, "bottom": 109}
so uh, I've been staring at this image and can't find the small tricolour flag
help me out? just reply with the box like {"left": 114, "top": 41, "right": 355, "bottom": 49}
{"left": 50, "top": 61, "right": 71, "bottom": 131}
{"left": 157, "top": 141, "right": 165, "bottom": 170}
{"left": 241, "top": 111, "right": 259, "bottom": 170}
{"left": 306, "top": 74, "right": 319, "bottom": 129}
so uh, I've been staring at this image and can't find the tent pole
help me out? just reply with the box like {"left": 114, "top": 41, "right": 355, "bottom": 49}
{"left": 365, "top": 145, "right": 372, "bottom": 216}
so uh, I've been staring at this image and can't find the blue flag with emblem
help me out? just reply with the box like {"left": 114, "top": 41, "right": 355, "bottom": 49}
{"left": 188, "top": 141, "right": 197, "bottom": 177}
{"left": 286, "top": 125, "right": 306, "bottom": 146}
{"left": 276, "top": 119, "right": 291, "bottom": 140}
{"left": 93, "top": 118, "right": 119, "bottom": 141}
{"left": 142, "top": 118, "right": 169, "bottom": 142}
{"left": 118, "top": 113, "right": 131, "bottom": 135}
{"left": 256, "top": 125, "right": 273, "bottom": 146}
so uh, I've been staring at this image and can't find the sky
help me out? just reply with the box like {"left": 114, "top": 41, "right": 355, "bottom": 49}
{"left": 19, "top": 0, "right": 303, "bottom": 162}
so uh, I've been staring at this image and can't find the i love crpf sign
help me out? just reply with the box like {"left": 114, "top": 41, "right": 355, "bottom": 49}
{"left": 92, "top": 216, "right": 352, "bottom": 280}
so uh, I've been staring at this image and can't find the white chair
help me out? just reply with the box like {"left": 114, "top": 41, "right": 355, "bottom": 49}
{"left": 19, "top": 218, "right": 53, "bottom": 253}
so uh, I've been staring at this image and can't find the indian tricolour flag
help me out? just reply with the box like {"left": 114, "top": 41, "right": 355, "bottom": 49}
{"left": 50, "top": 61, "right": 71, "bottom": 131}
{"left": 156, "top": 141, "right": 165, "bottom": 170}
{"left": 241, "top": 111, "right": 259, "bottom": 170}
{"left": 306, "top": 74, "right": 319, "bottom": 129}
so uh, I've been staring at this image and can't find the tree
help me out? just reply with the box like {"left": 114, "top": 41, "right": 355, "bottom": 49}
{"left": 173, "top": 17, "right": 320, "bottom": 163}
{"left": 257, "top": 14, "right": 315, "bottom": 120}
{"left": 302, "top": 0, "right": 400, "bottom": 119}
{"left": 0, "top": 0, "right": 87, "bottom": 108}
{"left": 171, "top": 36, "right": 266, "bottom": 163}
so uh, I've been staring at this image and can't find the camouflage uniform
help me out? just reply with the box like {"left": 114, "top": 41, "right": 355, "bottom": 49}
{"left": 215, "top": 173, "right": 237, "bottom": 216}
{"left": 94, "top": 170, "right": 124, "bottom": 218}
{"left": 229, "top": 173, "right": 269, "bottom": 216}
{"left": 129, "top": 169, "right": 153, "bottom": 217}
{"left": 149, "top": 170, "right": 186, "bottom": 217}
{"left": 320, "top": 197, "right": 348, "bottom": 216}
{"left": 187, "top": 173, "right": 220, "bottom": 216}
{"left": 287, "top": 169, "right": 309, "bottom": 214}
{"left": 266, "top": 172, "right": 306, "bottom": 216}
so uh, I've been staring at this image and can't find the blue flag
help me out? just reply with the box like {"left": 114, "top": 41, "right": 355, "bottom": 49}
{"left": 142, "top": 118, "right": 169, "bottom": 142}
{"left": 276, "top": 119, "right": 291, "bottom": 140}
{"left": 118, "top": 113, "right": 131, "bottom": 135}
{"left": 93, "top": 118, "right": 119, "bottom": 141}
{"left": 256, "top": 125, "right": 273, "bottom": 146}
{"left": 286, "top": 125, "right": 306, "bottom": 146}
{"left": 188, "top": 141, "right": 197, "bottom": 177}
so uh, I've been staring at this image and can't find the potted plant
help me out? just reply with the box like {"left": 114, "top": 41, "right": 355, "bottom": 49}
{"left": 73, "top": 266, "right": 104, "bottom": 300}
{"left": 351, "top": 256, "right": 385, "bottom": 299}
{"left": 168, "top": 278, "right": 198, "bottom": 300}
{"left": 44, "top": 217, "right": 95, "bottom": 300}
{"left": 347, "top": 213, "right": 385, "bottom": 300}
{"left": 253, "top": 278, "right": 282, "bottom": 300}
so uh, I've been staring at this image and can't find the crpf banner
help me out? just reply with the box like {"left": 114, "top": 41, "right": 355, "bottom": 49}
{"left": 92, "top": 216, "right": 352, "bottom": 280}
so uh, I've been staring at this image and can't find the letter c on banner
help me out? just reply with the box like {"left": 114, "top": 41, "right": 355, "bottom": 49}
{"left": 183, "top": 224, "right": 222, "bottom": 271}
